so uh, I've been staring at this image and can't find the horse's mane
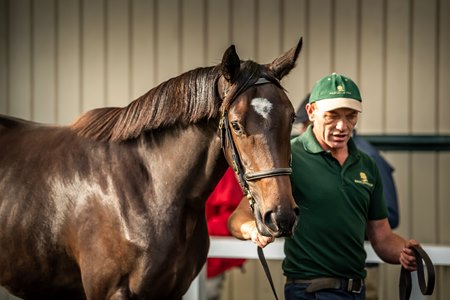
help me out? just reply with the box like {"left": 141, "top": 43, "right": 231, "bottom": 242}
{"left": 71, "top": 60, "right": 278, "bottom": 142}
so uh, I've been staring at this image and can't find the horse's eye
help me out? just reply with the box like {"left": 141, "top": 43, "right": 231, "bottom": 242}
{"left": 230, "top": 121, "right": 243, "bottom": 134}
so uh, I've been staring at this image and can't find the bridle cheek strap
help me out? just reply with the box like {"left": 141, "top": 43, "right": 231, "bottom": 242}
{"left": 220, "top": 109, "right": 249, "bottom": 196}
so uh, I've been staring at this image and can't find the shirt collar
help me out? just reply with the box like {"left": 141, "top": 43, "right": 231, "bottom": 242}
{"left": 302, "top": 125, "right": 325, "bottom": 154}
{"left": 301, "top": 124, "right": 360, "bottom": 157}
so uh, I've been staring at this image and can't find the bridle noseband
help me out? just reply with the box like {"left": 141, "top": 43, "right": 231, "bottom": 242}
{"left": 219, "top": 77, "right": 292, "bottom": 208}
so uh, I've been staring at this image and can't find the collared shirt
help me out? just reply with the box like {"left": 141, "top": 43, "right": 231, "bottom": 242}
{"left": 283, "top": 125, "right": 388, "bottom": 280}
{"left": 353, "top": 132, "right": 399, "bottom": 229}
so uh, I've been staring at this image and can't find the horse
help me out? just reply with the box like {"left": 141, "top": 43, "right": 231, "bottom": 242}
{"left": 0, "top": 38, "right": 302, "bottom": 300}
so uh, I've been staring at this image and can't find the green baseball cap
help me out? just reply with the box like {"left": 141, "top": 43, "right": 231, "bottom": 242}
{"left": 309, "top": 73, "right": 362, "bottom": 112}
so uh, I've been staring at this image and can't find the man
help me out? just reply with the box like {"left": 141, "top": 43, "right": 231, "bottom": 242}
{"left": 292, "top": 93, "right": 400, "bottom": 300}
{"left": 228, "top": 73, "right": 418, "bottom": 299}
{"left": 292, "top": 94, "right": 399, "bottom": 229}
{"left": 291, "top": 93, "right": 310, "bottom": 137}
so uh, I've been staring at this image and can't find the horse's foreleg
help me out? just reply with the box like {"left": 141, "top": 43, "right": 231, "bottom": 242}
{"left": 107, "top": 288, "right": 134, "bottom": 300}
{"left": 78, "top": 251, "right": 136, "bottom": 300}
{"left": 82, "top": 275, "right": 134, "bottom": 300}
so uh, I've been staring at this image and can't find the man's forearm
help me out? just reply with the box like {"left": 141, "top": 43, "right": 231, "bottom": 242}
{"left": 227, "top": 197, "right": 255, "bottom": 240}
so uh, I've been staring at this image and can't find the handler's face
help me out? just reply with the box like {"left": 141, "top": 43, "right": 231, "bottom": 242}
{"left": 307, "top": 104, "right": 359, "bottom": 150}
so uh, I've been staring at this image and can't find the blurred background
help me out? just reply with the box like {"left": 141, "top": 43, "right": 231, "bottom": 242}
{"left": 0, "top": 0, "right": 449, "bottom": 299}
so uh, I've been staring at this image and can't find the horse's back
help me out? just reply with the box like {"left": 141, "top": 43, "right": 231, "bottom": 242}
{"left": 0, "top": 115, "right": 53, "bottom": 144}
{"left": 0, "top": 114, "right": 39, "bottom": 128}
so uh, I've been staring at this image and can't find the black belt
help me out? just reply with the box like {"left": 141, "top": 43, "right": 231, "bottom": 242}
{"left": 286, "top": 277, "right": 364, "bottom": 294}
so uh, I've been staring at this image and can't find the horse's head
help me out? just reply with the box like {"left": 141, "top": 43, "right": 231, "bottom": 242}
{"left": 218, "top": 38, "right": 302, "bottom": 238}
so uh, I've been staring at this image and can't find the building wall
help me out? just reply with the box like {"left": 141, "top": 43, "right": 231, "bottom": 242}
{"left": 0, "top": 0, "right": 449, "bottom": 299}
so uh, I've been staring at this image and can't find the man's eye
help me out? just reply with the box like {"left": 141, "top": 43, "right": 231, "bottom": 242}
{"left": 348, "top": 114, "right": 358, "bottom": 121}
{"left": 325, "top": 114, "right": 338, "bottom": 121}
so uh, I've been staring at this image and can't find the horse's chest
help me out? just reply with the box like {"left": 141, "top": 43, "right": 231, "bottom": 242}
{"left": 138, "top": 208, "right": 209, "bottom": 295}
{"left": 150, "top": 206, "right": 208, "bottom": 262}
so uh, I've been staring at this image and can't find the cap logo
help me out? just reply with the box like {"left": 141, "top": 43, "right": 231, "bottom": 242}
{"left": 337, "top": 85, "right": 343, "bottom": 92}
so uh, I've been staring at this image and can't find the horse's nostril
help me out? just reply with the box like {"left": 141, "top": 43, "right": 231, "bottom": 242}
{"left": 262, "top": 207, "right": 298, "bottom": 237}
{"left": 263, "top": 210, "right": 279, "bottom": 232}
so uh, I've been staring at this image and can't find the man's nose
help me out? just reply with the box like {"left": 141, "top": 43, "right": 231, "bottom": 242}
{"left": 336, "top": 119, "right": 347, "bottom": 130}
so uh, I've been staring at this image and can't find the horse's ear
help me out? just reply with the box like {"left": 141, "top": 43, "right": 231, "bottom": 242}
{"left": 269, "top": 37, "right": 303, "bottom": 80}
{"left": 221, "top": 45, "right": 241, "bottom": 83}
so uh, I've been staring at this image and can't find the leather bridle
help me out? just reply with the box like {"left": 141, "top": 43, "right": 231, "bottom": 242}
{"left": 219, "top": 77, "right": 291, "bottom": 300}
{"left": 219, "top": 77, "right": 292, "bottom": 210}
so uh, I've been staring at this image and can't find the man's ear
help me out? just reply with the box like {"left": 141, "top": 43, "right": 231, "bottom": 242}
{"left": 305, "top": 103, "right": 315, "bottom": 122}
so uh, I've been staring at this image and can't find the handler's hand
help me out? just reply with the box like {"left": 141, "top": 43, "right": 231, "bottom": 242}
{"left": 250, "top": 226, "right": 275, "bottom": 248}
{"left": 400, "top": 239, "right": 419, "bottom": 271}
{"left": 241, "top": 221, "right": 274, "bottom": 248}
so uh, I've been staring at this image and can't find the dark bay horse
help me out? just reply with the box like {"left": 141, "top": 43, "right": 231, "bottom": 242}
{"left": 0, "top": 39, "right": 302, "bottom": 300}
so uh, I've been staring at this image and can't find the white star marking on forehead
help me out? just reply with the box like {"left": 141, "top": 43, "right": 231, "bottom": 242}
{"left": 251, "top": 97, "right": 273, "bottom": 119}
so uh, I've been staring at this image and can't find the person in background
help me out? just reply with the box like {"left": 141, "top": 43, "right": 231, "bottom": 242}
{"left": 293, "top": 94, "right": 400, "bottom": 300}
{"left": 205, "top": 167, "right": 246, "bottom": 300}
{"left": 228, "top": 73, "right": 417, "bottom": 300}
{"left": 291, "top": 93, "right": 310, "bottom": 137}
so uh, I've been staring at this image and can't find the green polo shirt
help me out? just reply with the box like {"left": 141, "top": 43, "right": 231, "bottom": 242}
{"left": 283, "top": 125, "right": 388, "bottom": 280}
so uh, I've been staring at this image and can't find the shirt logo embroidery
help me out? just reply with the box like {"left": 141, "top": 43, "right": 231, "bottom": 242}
{"left": 354, "top": 172, "right": 373, "bottom": 187}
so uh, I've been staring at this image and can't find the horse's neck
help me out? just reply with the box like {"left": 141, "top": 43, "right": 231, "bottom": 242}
{"left": 128, "top": 122, "right": 227, "bottom": 251}
{"left": 140, "top": 121, "right": 228, "bottom": 208}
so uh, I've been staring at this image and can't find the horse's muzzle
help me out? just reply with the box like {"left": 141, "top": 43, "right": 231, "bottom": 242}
{"left": 254, "top": 204, "right": 299, "bottom": 238}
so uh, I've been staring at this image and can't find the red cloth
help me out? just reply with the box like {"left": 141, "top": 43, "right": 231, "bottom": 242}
{"left": 206, "top": 168, "right": 246, "bottom": 278}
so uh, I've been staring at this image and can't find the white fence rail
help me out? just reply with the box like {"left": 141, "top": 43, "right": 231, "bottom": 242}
{"left": 184, "top": 237, "right": 450, "bottom": 300}
{"left": 1, "top": 237, "right": 448, "bottom": 300}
